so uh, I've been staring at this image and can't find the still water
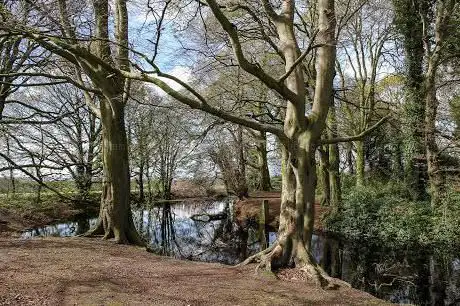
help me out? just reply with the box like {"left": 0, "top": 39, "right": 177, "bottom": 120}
{"left": 22, "top": 199, "right": 460, "bottom": 305}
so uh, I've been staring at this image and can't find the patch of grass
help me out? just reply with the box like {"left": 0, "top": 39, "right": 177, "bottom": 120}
{"left": 0, "top": 192, "right": 99, "bottom": 230}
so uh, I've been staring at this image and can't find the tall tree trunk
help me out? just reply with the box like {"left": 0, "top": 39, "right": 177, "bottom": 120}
{"left": 243, "top": 0, "right": 338, "bottom": 287}
{"left": 422, "top": 0, "right": 455, "bottom": 207}
{"left": 393, "top": 0, "right": 428, "bottom": 200}
{"left": 257, "top": 131, "right": 272, "bottom": 191}
{"left": 82, "top": 0, "right": 143, "bottom": 245}
{"left": 328, "top": 102, "right": 341, "bottom": 208}
{"left": 138, "top": 160, "right": 145, "bottom": 202}
{"left": 319, "top": 146, "right": 330, "bottom": 206}
{"left": 89, "top": 97, "right": 143, "bottom": 244}
{"left": 355, "top": 140, "right": 365, "bottom": 186}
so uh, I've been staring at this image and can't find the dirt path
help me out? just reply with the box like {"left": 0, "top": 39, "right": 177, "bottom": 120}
{"left": 0, "top": 237, "right": 388, "bottom": 306}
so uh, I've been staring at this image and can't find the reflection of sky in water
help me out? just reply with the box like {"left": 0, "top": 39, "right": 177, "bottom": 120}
{"left": 22, "top": 218, "right": 98, "bottom": 238}
{"left": 20, "top": 199, "right": 460, "bottom": 305}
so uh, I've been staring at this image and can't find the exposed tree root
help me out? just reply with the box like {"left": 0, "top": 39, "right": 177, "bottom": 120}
{"left": 236, "top": 243, "right": 276, "bottom": 266}
{"left": 80, "top": 216, "right": 145, "bottom": 247}
{"left": 237, "top": 242, "right": 350, "bottom": 290}
{"left": 80, "top": 219, "right": 104, "bottom": 238}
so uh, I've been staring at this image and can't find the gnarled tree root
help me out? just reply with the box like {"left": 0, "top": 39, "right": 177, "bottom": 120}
{"left": 237, "top": 242, "right": 350, "bottom": 290}
{"left": 236, "top": 244, "right": 276, "bottom": 266}
{"left": 80, "top": 218, "right": 145, "bottom": 247}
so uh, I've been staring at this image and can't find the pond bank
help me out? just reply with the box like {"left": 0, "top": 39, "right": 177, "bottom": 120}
{"left": 0, "top": 237, "right": 388, "bottom": 305}
{"left": 235, "top": 191, "right": 327, "bottom": 230}
{"left": 0, "top": 195, "right": 226, "bottom": 235}
{"left": 0, "top": 197, "right": 99, "bottom": 235}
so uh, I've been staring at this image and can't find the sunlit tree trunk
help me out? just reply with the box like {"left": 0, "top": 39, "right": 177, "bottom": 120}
{"left": 90, "top": 96, "right": 142, "bottom": 244}
{"left": 82, "top": 0, "right": 143, "bottom": 244}
{"left": 240, "top": 0, "right": 338, "bottom": 287}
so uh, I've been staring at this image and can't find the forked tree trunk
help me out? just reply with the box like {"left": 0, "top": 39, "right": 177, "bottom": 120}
{"left": 77, "top": 0, "right": 144, "bottom": 245}
{"left": 248, "top": 140, "right": 336, "bottom": 287}
{"left": 87, "top": 98, "right": 144, "bottom": 245}
{"left": 241, "top": 0, "right": 339, "bottom": 288}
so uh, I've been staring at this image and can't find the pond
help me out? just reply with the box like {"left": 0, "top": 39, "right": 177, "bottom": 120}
{"left": 22, "top": 198, "right": 460, "bottom": 305}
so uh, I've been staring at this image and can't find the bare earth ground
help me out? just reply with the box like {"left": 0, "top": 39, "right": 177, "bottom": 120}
{"left": 0, "top": 237, "right": 389, "bottom": 306}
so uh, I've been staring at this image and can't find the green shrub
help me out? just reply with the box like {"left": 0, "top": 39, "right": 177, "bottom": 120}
{"left": 431, "top": 191, "right": 460, "bottom": 248}
{"left": 325, "top": 183, "right": 460, "bottom": 250}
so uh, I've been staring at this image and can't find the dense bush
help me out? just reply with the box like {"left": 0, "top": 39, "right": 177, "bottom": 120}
{"left": 325, "top": 182, "right": 460, "bottom": 250}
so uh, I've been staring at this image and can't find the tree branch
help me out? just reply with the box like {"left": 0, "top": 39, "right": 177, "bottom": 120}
{"left": 0, "top": 151, "right": 72, "bottom": 200}
{"left": 204, "top": 0, "right": 300, "bottom": 104}
{"left": 318, "top": 115, "right": 391, "bottom": 145}
{"left": 278, "top": 29, "right": 320, "bottom": 83}
{"left": 120, "top": 70, "right": 286, "bottom": 141}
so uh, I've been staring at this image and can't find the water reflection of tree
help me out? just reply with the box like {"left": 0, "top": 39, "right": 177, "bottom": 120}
{"left": 170, "top": 200, "right": 254, "bottom": 264}
{"left": 76, "top": 217, "right": 90, "bottom": 235}
{"left": 136, "top": 203, "right": 178, "bottom": 256}
{"left": 132, "top": 200, "right": 459, "bottom": 305}
{"left": 160, "top": 203, "right": 176, "bottom": 255}
{"left": 319, "top": 236, "right": 459, "bottom": 305}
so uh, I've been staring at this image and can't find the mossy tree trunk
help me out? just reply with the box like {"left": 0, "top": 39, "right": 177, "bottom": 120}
{"left": 355, "top": 140, "right": 365, "bottom": 187}
{"left": 422, "top": 0, "right": 456, "bottom": 207}
{"left": 393, "top": 0, "right": 429, "bottom": 200}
